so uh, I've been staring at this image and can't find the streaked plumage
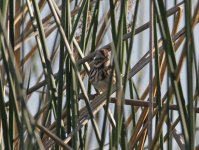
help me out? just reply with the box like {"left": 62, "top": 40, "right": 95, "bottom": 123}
{"left": 89, "top": 49, "right": 115, "bottom": 92}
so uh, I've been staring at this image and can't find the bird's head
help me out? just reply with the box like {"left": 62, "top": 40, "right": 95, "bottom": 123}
{"left": 92, "top": 49, "right": 110, "bottom": 68}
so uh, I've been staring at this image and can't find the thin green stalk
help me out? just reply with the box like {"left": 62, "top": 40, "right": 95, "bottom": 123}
{"left": 83, "top": 124, "right": 88, "bottom": 149}
{"left": 184, "top": 0, "right": 195, "bottom": 149}
{"left": 116, "top": 1, "right": 128, "bottom": 149}
{"left": 100, "top": 69, "right": 115, "bottom": 149}
{"left": 153, "top": 9, "right": 163, "bottom": 150}
{"left": 90, "top": 0, "right": 100, "bottom": 52}
{"left": 85, "top": 0, "right": 100, "bottom": 52}
{"left": 80, "top": 0, "right": 89, "bottom": 52}
{"left": 148, "top": 0, "right": 154, "bottom": 146}
{"left": 9, "top": 0, "right": 14, "bottom": 149}
{"left": 109, "top": 0, "right": 117, "bottom": 42}
{"left": 71, "top": 69, "right": 79, "bottom": 150}
{"left": 129, "top": 79, "right": 140, "bottom": 150}
{"left": 109, "top": 1, "right": 122, "bottom": 148}
{"left": 55, "top": 0, "right": 67, "bottom": 149}
{"left": 120, "top": 2, "right": 129, "bottom": 149}
{"left": 65, "top": 55, "right": 72, "bottom": 147}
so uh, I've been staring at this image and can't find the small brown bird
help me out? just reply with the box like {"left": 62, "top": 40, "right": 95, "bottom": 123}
{"left": 89, "top": 49, "right": 116, "bottom": 93}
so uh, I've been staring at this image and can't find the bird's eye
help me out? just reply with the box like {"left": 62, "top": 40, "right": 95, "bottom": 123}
{"left": 94, "top": 57, "right": 103, "bottom": 61}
